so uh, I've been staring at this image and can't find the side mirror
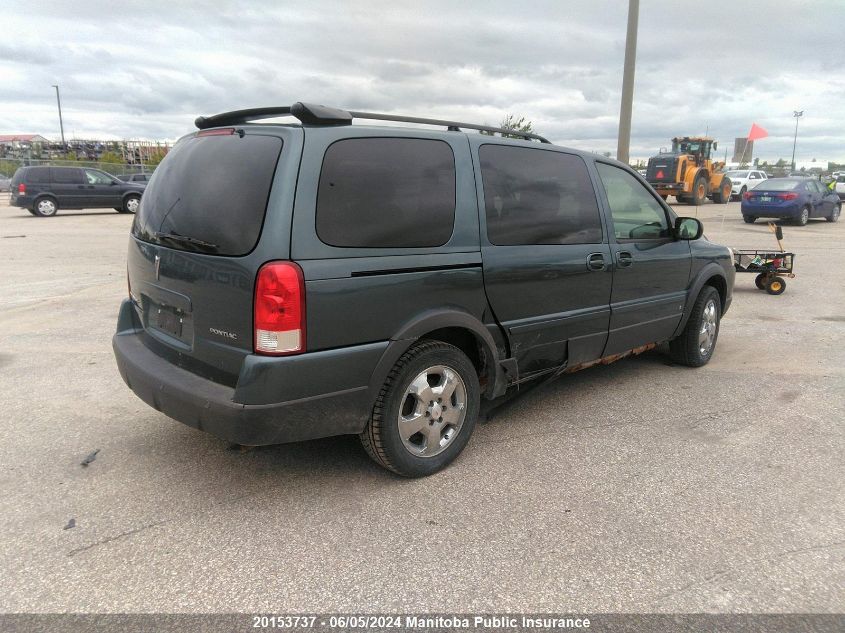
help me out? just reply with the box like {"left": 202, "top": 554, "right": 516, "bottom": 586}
{"left": 713, "top": 141, "right": 718, "bottom": 151}
{"left": 674, "top": 216, "right": 703, "bottom": 240}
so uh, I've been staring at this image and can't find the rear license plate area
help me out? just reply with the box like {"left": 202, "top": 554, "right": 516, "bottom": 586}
{"left": 153, "top": 305, "right": 183, "bottom": 338}
{"left": 760, "top": 196, "right": 772, "bottom": 202}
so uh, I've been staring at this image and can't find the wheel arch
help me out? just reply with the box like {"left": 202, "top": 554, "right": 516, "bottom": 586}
{"left": 367, "top": 309, "right": 507, "bottom": 402}
{"left": 672, "top": 264, "right": 728, "bottom": 338}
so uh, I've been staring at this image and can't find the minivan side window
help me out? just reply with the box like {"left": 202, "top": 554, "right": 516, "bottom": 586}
{"left": 479, "top": 145, "right": 603, "bottom": 245}
{"left": 27, "top": 167, "right": 50, "bottom": 183}
{"left": 85, "top": 169, "right": 115, "bottom": 185}
{"left": 51, "top": 168, "right": 84, "bottom": 184}
{"left": 316, "top": 138, "right": 456, "bottom": 248}
{"left": 596, "top": 162, "right": 670, "bottom": 240}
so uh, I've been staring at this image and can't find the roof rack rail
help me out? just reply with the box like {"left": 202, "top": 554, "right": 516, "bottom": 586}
{"left": 194, "top": 102, "right": 551, "bottom": 143}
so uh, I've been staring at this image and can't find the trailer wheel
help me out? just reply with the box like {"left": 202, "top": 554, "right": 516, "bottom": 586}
{"left": 766, "top": 277, "right": 786, "bottom": 295}
{"left": 755, "top": 273, "right": 767, "bottom": 290}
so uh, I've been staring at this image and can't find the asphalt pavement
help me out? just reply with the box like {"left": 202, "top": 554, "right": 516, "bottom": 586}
{"left": 0, "top": 198, "right": 842, "bottom": 613}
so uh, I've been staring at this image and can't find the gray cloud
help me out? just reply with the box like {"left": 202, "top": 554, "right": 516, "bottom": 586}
{"left": 1, "top": 0, "right": 842, "bottom": 162}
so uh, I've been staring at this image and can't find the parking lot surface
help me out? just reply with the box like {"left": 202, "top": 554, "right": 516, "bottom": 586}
{"left": 0, "top": 199, "right": 843, "bottom": 613}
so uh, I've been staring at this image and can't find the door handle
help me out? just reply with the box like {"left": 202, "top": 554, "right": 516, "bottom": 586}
{"left": 586, "top": 252, "right": 606, "bottom": 271}
{"left": 616, "top": 251, "right": 634, "bottom": 268}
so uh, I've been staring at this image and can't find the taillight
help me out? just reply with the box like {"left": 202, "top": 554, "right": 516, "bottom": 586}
{"left": 254, "top": 261, "right": 305, "bottom": 355}
{"left": 742, "top": 191, "right": 751, "bottom": 201}
{"left": 776, "top": 193, "right": 798, "bottom": 201}
{"left": 17, "top": 183, "right": 25, "bottom": 195}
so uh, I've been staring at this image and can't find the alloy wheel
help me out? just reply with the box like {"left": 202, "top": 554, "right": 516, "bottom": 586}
{"left": 398, "top": 365, "right": 467, "bottom": 458}
{"left": 698, "top": 299, "right": 718, "bottom": 357}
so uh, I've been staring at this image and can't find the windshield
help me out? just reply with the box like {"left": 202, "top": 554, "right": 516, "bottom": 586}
{"left": 132, "top": 133, "right": 283, "bottom": 256}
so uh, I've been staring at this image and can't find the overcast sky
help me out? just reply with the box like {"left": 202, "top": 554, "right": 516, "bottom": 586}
{"left": 2, "top": 0, "right": 843, "bottom": 162}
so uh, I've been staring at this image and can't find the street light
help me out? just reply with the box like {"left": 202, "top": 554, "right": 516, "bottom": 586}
{"left": 616, "top": 0, "right": 639, "bottom": 164}
{"left": 51, "top": 85, "right": 66, "bottom": 153}
{"left": 790, "top": 110, "right": 803, "bottom": 172}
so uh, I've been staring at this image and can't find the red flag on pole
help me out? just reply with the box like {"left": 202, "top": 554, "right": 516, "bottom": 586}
{"left": 747, "top": 123, "right": 768, "bottom": 141}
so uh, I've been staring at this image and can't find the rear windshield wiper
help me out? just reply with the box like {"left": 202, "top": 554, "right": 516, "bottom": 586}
{"left": 154, "top": 231, "right": 219, "bottom": 252}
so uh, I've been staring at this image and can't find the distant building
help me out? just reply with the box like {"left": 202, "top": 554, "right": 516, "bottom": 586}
{"left": 0, "top": 134, "right": 50, "bottom": 158}
{"left": 0, "top": 134, "right": 49, "bottom": 144}
{"left": 733, "top": 138, "right": 753, "bottom": 164}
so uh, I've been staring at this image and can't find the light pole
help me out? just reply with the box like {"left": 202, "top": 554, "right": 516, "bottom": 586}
{"left": 51, "top": 85, "right": 66, "bottom": 153}
{"left": 616, "top": 0, "right": 639, "bottom": 164}
{"left": 790, "top": 110, "right": 803, "bottom": 172}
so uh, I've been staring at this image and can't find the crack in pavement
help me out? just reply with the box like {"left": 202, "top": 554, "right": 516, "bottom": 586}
{"left": 654, "top": 540, "right": 845, "bottom": 603}
{"left": 67, "top": 521, "right": 167, "bottom": 558}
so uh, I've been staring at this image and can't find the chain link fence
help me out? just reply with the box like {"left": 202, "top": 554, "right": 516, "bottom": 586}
{"left": 0, "top": 157, "right": 155, "bottom": 179}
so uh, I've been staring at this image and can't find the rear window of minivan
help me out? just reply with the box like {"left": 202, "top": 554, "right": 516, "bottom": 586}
{"left": 132, "top": 133, "right": 283, "bottom": 256}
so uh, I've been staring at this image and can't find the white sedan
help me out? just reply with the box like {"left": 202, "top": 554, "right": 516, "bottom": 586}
{"left": 725, "top": 169, "right": 768, "bottom": 200}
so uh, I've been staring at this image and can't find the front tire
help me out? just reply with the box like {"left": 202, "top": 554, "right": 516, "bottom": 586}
{"left": 713, "top": 178, "right": 731, "bottom": 204}
{"left": 360, "top": 340, "right": 480, "bottom": 477}
{"left": 691, "top": 175, "right": 707, "bottom": 205}
{"left": 120, "top": 194, "right": 141, "bottom": 214}
{"left": 795, "top": 206, "right": 809, "bottom": 226}
{"left": 670, "top": 286, "right": 721, "bottom": 367}
{"left": 33, "top": 196, "right": 58, "bottom": 217}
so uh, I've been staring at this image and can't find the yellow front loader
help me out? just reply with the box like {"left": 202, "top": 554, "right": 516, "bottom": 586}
{"left": 646, "top": 136, "right": 732, "bottom": 205}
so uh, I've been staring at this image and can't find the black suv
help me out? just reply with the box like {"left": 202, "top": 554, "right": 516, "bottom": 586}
{"left": 10, "top": 166, "right": 145, "bottom": 216}
{"left": 113, "top": 103, "right": 735, "bottom": 477}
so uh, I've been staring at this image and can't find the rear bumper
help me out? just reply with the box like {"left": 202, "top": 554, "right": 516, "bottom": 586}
{"left": 649, "top": 182, "right": 684, "bottom": 193}
{"left": 113, "top": 299, "right": 386, "bottom": 445}
{"left": 741, "top": 203, "right": 800, "bottom": 218}
{"left": 9, "top": 194, "right": 30, "bottom": 208}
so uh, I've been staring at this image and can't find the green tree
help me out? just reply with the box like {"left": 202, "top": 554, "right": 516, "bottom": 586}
{"left": 98, "top": 151, "right": 125, "bottom": 166}
{"left": 143, "top": 149, "right": 168, "bottom": 167}
{"left": 481, "top": 114, "right": 539, "bottom": 139}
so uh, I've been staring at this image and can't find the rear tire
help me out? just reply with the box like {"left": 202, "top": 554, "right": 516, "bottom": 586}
{"left": 827, "top": 204, "right": 841, "bottom": 222}
{"left": 766, "top": 277, "right": 786, "bottom": 295}
{"left": 33, "top": 196, "right": 58, "bottom": 217}
{"left": 669, "top": 286, "right": 721, "bottom": 367}
{"left": 743, "top": 216, "right": 756, "bottom": 224}
{"left": 795, "top": 205, "right": 809, "bottom": 226}
{"left": 359, "top": 340, "right": 480, "bottom": 477}
{"left": 120, "top": 194, "right": 141, "bottom": 214}
{"left": 691, "top": 175, "right": 707, "bottom": 205}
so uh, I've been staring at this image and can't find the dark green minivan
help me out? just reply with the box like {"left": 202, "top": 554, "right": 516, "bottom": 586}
{"left": 113, "top": 103, "right": 735, "bottom": 477}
